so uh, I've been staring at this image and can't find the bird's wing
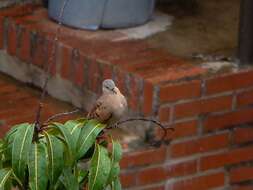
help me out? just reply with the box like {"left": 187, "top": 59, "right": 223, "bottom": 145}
{"left": 87, "top": 95, "right": 113, "bottom": 123}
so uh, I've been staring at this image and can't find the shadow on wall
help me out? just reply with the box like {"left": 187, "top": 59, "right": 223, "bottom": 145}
{"left": 157, "top": 0, "right": 199, "bottom": 16}
{"left": 42, "top": 0, "right": 199, "bottom": 14}
{"left": 42, "top": 0, "right": 48, "bottom": 7}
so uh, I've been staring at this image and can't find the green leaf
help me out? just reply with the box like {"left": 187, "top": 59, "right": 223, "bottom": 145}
{"left": 107, "top": 163, "right": 120, "bottom": 186}
{"left": 64, "top": 120, "right": 84, "bottom": 148}
{"left": 4, "top": 123, "right": 29, "bottom": 162}
{"left": 78, "top": 169, "right": 88, "bottom": 184}
{"left": 11, "top": 172, "right": 24, "bottom": 190}
{"left": 60, "top": 168, "right": 79, "bottom": 190}
{"left": 12, "top": 123, "right": 34, "bottom": 182}
{"left": 111, "top": 140, "right": 122, "bottom": 163}
{"left": 88, "top": 144, "right": 111, "bottom": 190}
{"left": 76, "top": 120, "right": 105, "bottom": 159}
{"left": 28, "top": 142, "right": 48, "bottom": 190}
{"left": 107, "top": 140, "right": 122, "bottom": 185}
{"left": 51, "top": 122, "right": 76, "bottom": 166}
{"left": 111, "top": 177, "right": 121, "bottom": 190}
{"left": 0, "top": 168, "right": 12, "bottom": 189}
{"left": 4, "top": 123, "right": 28, "bottom": 142}
{"left": 44, "top": 131, "right": 64, "bottom": 186}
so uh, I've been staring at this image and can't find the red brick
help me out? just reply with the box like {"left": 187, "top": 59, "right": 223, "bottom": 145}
{"left": 146, "top": 65, "right": 207, "bottom": 84}
{"left": 206, "top": 70, "right": 253, "bottom": 95}
{"left": 156, "top": 120, "right": 198, "bottom": 140}
{"left": 234, "top": 127, "right": 253, "bottom": 144}
{"left": 0, "top": 84, "right": 17, "bottom": 94}
{"left": 158, "top": 106, "right": 171, "bottom": 123}
{"left": 237, "top": 89, "right": 253, "bottom": 107}
{"left": 128, "top": 75, "right": 141, "bottom": 112}
{"left": 200, "top": 145, "right": 253, "bottom": 171}
{"left": 102, "top": 63, "right": 113, "bottom": 80}
{"left": 171, "top": 133, "right": 229, "bottom": 157}
{"left": 160, "top": 80, "right": 201, "bottom": 103}
{"left": 6, "top": 114, "right": 35, "bottom": 126}
{"left": 46, "top": 37, "right": 57, "bottom": 75}
{"left": 137, "top": 167, "right": 166, "bottom": 185}
{"left": 120, "top": 172, "right": 136, "bottom": 188}
{"left": 120, "top": 147, "right": 166, "bottom": 169}
{"left": 0, "top": 90, "right": 31, "bottom": 103}
{"left": 142, "top": 81, "right": 154, "bottom": 116}
{"left": 0, "top": 17, "right": 4, "bottom": 49}
{"left": 7, "top": 21, "right": 17, "bottom": 56}
{"left": 98, "top": 41, "right": 148, "bottom": 62}
{"left": 141, "top": 185, "right": 165, "bottom": 190}
{"left": 174, "top": 95, "right": 233, "bottom": 119}
{"left": 32, "top": 33, "right": 46, "bottom": 68}
{"left": 233, "top": 185, "right": 253, "bottom": 190}
{"left": 88, "top": 60, "right": 101, "bottom": 93}
{"left": 166, "top": 160, "right": 197, "bottom": 178}
{"left": 114, "top": 68, "right": 127, "bottom": 95}
{"left": 125, "top": 56, "right": 175, "bottom": 74}
{"left": 18, "top": 27, "right": 31, "bottom": 62}
{"left": 137, "top": 160, "right": 197, "bottom": 185}
{"left": 171, "top": 172, "right": 225, "bottom": 190}
{"left": 0, "top": 4, "right": 37, "bottom": 18}
{"left": 230, "top": 166, "right": 253, "bottom": 183}
{"left": 204, "top": 108, "right": 253, "bottom": 132}
{"left": 0, "top": 97, "right": 37, "bottom": 111}
{"left": 119, "top": 49, "right": 169, "bottom": 69}
{"left": 0, "top": 106, "right": 35, "bottom": 120}
{"left": 74, "top": 61, "right": 84, "bottom": 87}
{"left": 60, "top": 44, "right": 72, "bottom": 79}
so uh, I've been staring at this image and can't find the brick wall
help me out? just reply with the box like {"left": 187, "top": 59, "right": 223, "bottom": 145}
{"left": 120, "top": 69, "right": 253, "bottom": 189}
{"left": 1, "top": 4, "right": 253, "bottom": 190}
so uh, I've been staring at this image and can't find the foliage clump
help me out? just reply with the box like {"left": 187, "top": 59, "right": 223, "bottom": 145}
{"left": 0, "top": 119, "right": 122, "bottom": 190}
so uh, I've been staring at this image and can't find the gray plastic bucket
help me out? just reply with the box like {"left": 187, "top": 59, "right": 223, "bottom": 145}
{"left": 48, "top": 0, "right": 155, "bottom": 30}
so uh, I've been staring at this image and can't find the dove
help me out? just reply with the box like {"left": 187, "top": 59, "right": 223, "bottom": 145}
{"left": 87, "top": 79, "right": 127, "bottom": 126}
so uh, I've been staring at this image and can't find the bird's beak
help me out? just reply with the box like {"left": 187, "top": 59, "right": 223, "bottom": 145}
{"left": 112, "top": 88, "right": 117, "bottom": 94}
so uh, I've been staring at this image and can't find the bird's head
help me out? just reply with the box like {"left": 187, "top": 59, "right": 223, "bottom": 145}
{"left": 102, "top": 79, "right": 116, "bottom": 94}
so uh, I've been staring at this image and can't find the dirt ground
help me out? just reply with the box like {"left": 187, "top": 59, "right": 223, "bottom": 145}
{"left": 148, "top": 0, "right": 241, "bottom": 60}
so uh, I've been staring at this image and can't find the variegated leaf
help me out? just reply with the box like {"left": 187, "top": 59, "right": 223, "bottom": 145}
{"left": 28, "top": 142, "right": 48, "bottom": 190}
{"left": 12, "top": 123, "right": 34, "bottom": 182}
{"left": 88, "top": 144, "right": 111, "bottom": 190}
{"left": 44, "top": 131, "right": 64, "bottom": 186}
{"left": 76, "top": 120, "right": 105, "bottom": 159}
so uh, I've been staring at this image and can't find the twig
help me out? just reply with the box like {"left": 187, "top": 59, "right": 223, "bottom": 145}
{"left": 33, "top": 0, "right": 70, "bottom": 141}
{"left": 42, "top": 109, "right": 81, "bottom": 126}
{"left": 112, "top": 118, "right": 174, "bottom": 146}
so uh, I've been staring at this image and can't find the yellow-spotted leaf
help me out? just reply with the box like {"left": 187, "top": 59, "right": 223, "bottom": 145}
{"left": 76, "top": 120, "right": 105, "bottom": 159}
{"left": 44, "top": 132, "right": 64, "bottom": 186}
{"left": 12, "top": 124, "right": 34, "bottom": 182}
{"left": 88, "top": 144, "right": 111, "bottom": 190}
{"left": 28, "top": 142, "right": 48, "bottom": 190}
